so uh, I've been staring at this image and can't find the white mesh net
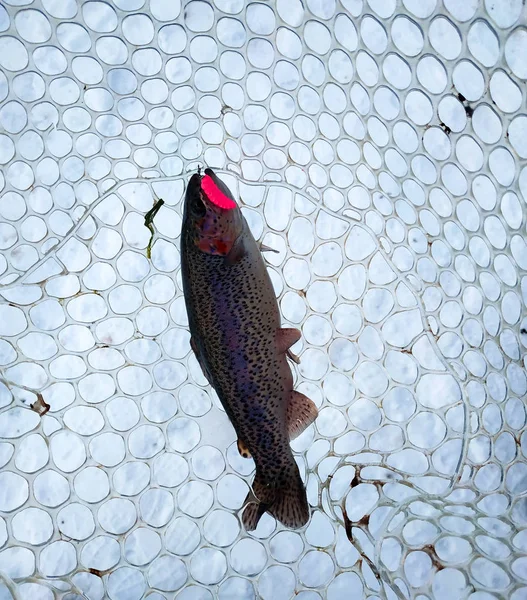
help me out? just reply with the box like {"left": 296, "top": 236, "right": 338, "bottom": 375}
{"left": 0, "top": 1, "right": 526, "bottom": 598}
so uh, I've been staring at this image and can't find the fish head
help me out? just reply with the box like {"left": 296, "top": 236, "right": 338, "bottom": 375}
{"left": 184, "top": 168, "right": 243, "bottom": 257}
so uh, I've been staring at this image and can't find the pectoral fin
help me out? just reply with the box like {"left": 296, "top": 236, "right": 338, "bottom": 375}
{"left": 225, "top": 233, "right": 247, "bottom": 265}
{"left": 287, "top": 390, "right": 318, "bottom": 440}
{"left": 237, "top": 439, "right": 252, "bottom": 459}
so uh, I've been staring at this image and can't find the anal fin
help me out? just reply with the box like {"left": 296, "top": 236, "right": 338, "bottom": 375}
{"left": 237, "top": 439, "right": 252, "bottom": 459}
{"left": 287, "top": 390, "right": 318, "bottom": 440}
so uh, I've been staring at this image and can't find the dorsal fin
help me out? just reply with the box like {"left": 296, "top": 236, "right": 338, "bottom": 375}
{"left": 276, "top": 328, "right": 301, "bottom": 353}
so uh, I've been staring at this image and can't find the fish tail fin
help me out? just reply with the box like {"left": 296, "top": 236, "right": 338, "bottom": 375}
{"left": 242, "top": 471, "right": 270, "bottom": 531}
{"left": 242, "top": 466, "right": 310, "bottom": 531}
{"left": 241, "top": 497, "right": 265, "bottom": 531}
{"left": 270, "top": 468, "right": 310, "bottom": 530}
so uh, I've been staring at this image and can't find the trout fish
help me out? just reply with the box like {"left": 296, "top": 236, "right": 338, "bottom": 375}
{"left": 180, "top": 168, "right": 318, "bottom": 530}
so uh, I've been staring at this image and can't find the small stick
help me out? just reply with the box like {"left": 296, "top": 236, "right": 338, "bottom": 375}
{"left": 144, "top": 198, "right": 164, "bottom": 259}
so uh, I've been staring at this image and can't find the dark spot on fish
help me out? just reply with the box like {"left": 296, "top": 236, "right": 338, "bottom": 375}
{"left": 520, "top": 328, "right": 526, "bottom": 335}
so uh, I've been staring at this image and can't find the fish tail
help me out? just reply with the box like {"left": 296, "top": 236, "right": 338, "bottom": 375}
{"left": 241, "top": 496, "right": 266, "bottom": 531}
{"left": 242, "top": 467, "right": 310, "bottom": 531}
{"left": 270, "top": 470, "right": 310, "bottom": 529}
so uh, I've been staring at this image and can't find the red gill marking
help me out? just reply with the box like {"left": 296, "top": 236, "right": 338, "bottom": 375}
{"left": 201, "top": 174, "right": 237, "bottom": 210}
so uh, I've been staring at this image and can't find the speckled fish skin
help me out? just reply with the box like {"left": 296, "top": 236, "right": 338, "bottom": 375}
{"left": 181, "top": 168, "right": 316, "bottom": 530}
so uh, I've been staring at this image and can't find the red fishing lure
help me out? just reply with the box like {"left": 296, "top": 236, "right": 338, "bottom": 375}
{"left": 201, "top": 174, "right": 237, "bottom": 210}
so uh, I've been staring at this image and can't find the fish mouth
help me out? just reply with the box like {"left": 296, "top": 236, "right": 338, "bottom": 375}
{"left": 187, "top": 171, "right": 203, "bottom": 192}
{"left": 185, "top": 167, "right": 238, "bottom": 213}
{"left": 186, "top": 167, "right": 216, "bottom": 189}
{"left": 184, "top": 171, "right": 206, "bottom": 219}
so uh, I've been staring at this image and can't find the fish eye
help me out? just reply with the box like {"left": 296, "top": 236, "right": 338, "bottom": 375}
{"left": 190, "top": 195, "right": 206, "bottom": 218}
